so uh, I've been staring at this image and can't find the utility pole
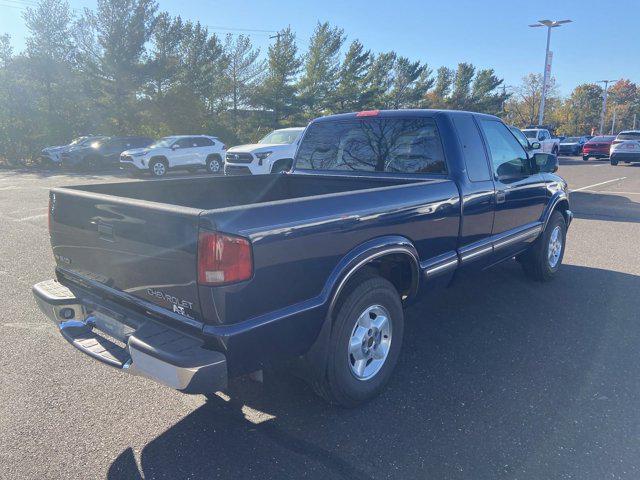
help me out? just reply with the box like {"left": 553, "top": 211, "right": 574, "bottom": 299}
{"left": 633, "top": 113, "right": 637, "bottom": 130}
{"left": 597, "top": 79, "right": 618, "bottom": 135}
{"left": 529, "top": 19, "right": 572, "bottom": 126}
{"left": 611, "top": 107, "right": 617, "bottom": 135}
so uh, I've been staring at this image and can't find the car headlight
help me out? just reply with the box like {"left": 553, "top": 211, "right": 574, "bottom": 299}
{"left": 255, "top": 151, "right": 272, "bottom": 165}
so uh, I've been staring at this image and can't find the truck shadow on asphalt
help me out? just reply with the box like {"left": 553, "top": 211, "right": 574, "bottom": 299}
{"left": 571, "top": 191, "right": 640, "bottom": 223}
{"left": 108, "top": 263, "right": 640, "bottom": 480}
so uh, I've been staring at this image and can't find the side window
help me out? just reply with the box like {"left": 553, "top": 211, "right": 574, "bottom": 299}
{"left": 451, "top": 114, "right": 490, "bottom": 182}
{"left": 194, "top": 137, "right": 214, "bottom": 147}
{"left": 478, "top": 119, "right": 532, "bottom": 182}
{"left": 174, "top": 138, "right": 194, "bottom": 148}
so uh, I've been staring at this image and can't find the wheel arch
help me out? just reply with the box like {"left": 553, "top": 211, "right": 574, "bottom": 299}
{"left": 301, "top": 236, "right": 420, "bottom": 382}
{"left": 324, "top": 236, "right": 421, "bottom": 320}
{"left": 149, "top": 155, "right": 168, "bottom": 165}
{"left": 543, "top": 193, "right": 570, "bottom": 230}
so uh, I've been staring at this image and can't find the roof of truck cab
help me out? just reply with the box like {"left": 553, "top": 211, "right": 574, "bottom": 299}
{"left": 311, "top": 109, "right": 500, "bottom": 123}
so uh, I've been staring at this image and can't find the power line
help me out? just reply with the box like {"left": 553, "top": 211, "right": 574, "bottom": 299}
{"left": 204, "top": 25, "right": 277, "bottom": 35}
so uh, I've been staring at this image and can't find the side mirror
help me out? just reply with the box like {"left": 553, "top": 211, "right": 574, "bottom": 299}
{"left": 171, "top": 144, "right": 179, "bottom": 150}
{"left": 534, "top": 152, "right": 558, "bottom": 173}
{"left": 530, "top": 141, "right": 541, "bottom": 150}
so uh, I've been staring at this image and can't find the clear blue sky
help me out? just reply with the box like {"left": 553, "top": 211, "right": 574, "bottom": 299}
{"left": 1, "top": 0, "right": 638, "bottom": 96}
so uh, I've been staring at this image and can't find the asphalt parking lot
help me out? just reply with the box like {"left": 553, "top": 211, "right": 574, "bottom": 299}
{"left": 1, "top": 159, "right": 639, "bottom": 480}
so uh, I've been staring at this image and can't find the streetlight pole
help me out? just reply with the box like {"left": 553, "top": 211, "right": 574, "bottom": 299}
{"left": 597, "top": 79, "right": 618, "bottom": 135}
{"left": 529, "top": 19, "right": 572, "bottom": 126}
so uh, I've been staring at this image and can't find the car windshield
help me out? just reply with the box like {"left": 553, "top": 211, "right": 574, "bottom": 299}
{"left": 523, "top": 130, "right": 538, "bottom": 139}
{"left": 259, "top": 129, "right": 302, "bottom": 144}
{"left": 69, "top": 137, "right": 87, "bottom": 146}
{"left": 589, "top": 136, "right": 615, "bottom": 142}
{"left": 616, "top": 132, "right": 640, "bottom": 141}
{"left": 149, "top": 137, "right": 177, "bottom": 148}
{"left": 564, "top": 137, "right": 580, "bottom": 142}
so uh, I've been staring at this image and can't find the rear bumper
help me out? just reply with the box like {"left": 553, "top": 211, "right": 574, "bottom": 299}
{"left": 32, "top": 279, "right": 227, "bottom": 394}
{"left": 611, "top": 152, "right": 640, "bottom": 162}
{"left": 582, "top": 151, "right": 608, "bottom": 158}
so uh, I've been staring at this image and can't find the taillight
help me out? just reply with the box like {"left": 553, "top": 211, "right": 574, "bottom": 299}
{"left": 197, "top": 231, "right": 252, "bottom": 285}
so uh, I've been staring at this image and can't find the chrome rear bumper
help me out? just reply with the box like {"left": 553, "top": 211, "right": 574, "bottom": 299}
{"left": 32, "top": 279, "right": 227, "bottom": 394}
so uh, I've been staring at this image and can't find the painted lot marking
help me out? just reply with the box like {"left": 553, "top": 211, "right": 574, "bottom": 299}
{"left": 571, "top": 177, "right": 627, "bottom": 192}
{"left": 583, "top": 190, "right": 640, "bottom": 195}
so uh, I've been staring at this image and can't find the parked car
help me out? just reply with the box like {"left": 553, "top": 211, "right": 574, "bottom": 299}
{"left": 34, "top": 109, "right": 571, "bottom": 407}
{"left": 559, "top": 136, "right": 589, "bottom": 156}
{"left": 609, "top": 130, "right": 640, "bottom": 165}
{"left": 508, "top": 125, "right": 542, "bottom": 153}
{"left": 61, "top": 136, "right": 153, "bottom": 171}
{"left": 40, "top": 136, "right": 105, "bottom": 166}
{"left": 522, "top": 128, "right": 560, "bottom": 155}
{"left": 582, "top": 135, "right": 616, "bottom": 161}
{"left": 120, "top": 135, "right": 226, "bottom": 177}
{"left": 224, "top": 127, "right": 305, "bottom": 175}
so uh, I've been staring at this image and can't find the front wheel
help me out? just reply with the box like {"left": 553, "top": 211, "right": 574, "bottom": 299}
{"left": 582, "top": 156, "right": 589, "bottom": 161}
{"left": 312, "top": 275, "right": 404, "bottom": 407}
{"left": 521, "top": 211, "right": 566, "bottom": 281}
{"left": 206, "top": 156, "right": 222, "bottom": 174}
{"left": 610, "top": 157, "right": 619, "bottom": 166}
{"left": 149, "top": 159, "right": 167, "bottom": 177}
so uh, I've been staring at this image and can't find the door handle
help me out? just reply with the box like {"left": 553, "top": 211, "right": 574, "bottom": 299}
{"left": 495, "top": 190, "right": 506, "bottom": 204}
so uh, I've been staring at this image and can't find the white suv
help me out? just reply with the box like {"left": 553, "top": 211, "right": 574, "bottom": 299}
{"left": 120, "top": 135, "right": 226, "bottom": 177}
{"left": 610, "top": 130, "right": 640, "bottom": 165}
{"left": 224, "top": 127, "right": 305, "bottom": 175}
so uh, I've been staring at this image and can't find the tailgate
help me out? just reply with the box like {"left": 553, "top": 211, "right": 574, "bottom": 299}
{"left": 49, "top": 188, "right": 205, "bottom": 324}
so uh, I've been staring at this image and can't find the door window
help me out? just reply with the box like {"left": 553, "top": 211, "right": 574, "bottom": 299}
{"left": 174, "top": 138, "right": 195, "bottom": 148}
{"left": 451, "top": 114, "right": 491, "bottom": 182}
{"left": 479, "top": 119, "right": 532, "bottom": 182}
{"left": 194, "top": 137, "right": 214, "bottom": 147}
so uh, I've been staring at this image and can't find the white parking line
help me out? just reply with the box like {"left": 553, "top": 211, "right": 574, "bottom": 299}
{"left": 584, "top": 190, "right": 640, "bottom": 195}
{"left": 571, "top": 177, "right": 627, "bottom": 192}
{"left": 15, "top": 213, "right": 47, "bottom": 221}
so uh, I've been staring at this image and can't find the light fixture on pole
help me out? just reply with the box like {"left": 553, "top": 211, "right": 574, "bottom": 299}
{"left": 597, "top": 79, "right": 619, "bottom": 135}
{"left": 529, "top": 19, "right": 572, "bottom": 126}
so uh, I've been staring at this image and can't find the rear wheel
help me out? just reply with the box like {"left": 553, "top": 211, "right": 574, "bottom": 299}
{"left": 521, "top": 211, "right": 566, "bottom": 282}
{"left": 206, "top": 156, "right": 222, "bottom": 174}
{"left": 312, "top": 275, "right": 404, "bottom": 407}
{"left": 582, "top": 156, "right": 589, "bottom": 161}
{"left": 149, "top": 158, "right": 167, "bottom": 177}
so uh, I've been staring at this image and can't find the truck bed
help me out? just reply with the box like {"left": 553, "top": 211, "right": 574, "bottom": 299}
{"left": 70, "top": 174, "right": 418, "bottom": 211}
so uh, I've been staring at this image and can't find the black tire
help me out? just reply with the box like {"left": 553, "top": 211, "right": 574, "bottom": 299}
{"left": 552, "top": 146, "right": 559, "bottom": 156}
{"left": 610, "top": 157, "right": 619, "bottom": 166}
{"left": 206, "top": 155, "right": 222, "bottom": 174}
{"left": 521, "top": 211, "right": 566, "bottom": 282}
{"left": 149, "top": 158, "right": 167, "bottom": 177}
{"left": 312, "top": 275, "right": 404, "bottom": 407}
{"left": 582, "top": 156, "right": 589, "bottom": 161}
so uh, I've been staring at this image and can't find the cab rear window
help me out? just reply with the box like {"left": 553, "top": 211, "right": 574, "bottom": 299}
{"left": 296, "top": 117, "right": 447, "bottom": 174}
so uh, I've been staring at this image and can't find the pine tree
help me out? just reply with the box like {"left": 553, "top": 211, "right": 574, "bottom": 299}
{"left": 255, "top": 27, "right": 301, "bottom": 126}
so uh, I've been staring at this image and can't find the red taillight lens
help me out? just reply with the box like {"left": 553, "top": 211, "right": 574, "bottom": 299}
{"left": 356, "top": 109, "right": 380, "bottom": 117}
{"left": 197, "top": 231, "right": 252, "bottom": 285}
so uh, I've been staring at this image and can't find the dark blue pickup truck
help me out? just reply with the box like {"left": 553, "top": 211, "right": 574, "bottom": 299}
{"left": 33, "top": 109, "right": 572, "bottom": 406}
